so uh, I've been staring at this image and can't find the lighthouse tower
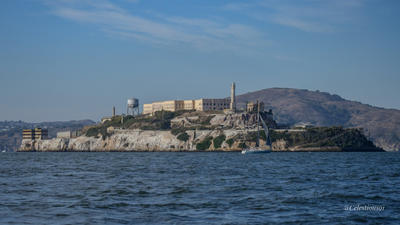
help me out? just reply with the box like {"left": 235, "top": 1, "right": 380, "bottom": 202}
{"left": 230, "top": 82, "right": 236, "bottom": 112}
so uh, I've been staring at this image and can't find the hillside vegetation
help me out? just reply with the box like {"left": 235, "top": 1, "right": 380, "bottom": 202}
{"left": 236, "top": 88, "right": 400, "bottom": 151}
{"left": 85, "top": 110, "right": 206, "bottom": 138}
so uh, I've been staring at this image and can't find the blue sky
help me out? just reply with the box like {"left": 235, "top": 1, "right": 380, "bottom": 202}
{"left": 1, "top": 0, "right": 399, "bottom": 122}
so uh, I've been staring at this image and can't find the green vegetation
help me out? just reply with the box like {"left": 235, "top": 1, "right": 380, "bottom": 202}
{"left": 123, "top": 110, "right": 191, "bottom": 130}
{"left": 86, "top": 126, "right": 109, "bottom": 140}
{"left": 86, "top": 110, "right": 196, "bottom": 138}
{"left": 238, "top": 142, "right": 247, "bottom": 149}
{"left": 171, "top": 128, "right": 183, "bottom": 136}
{"left": 196, "top": 136, "right": 213, "bottom": 150}
{"left": 241, "top": 126, "right": 378, "bottom": 149}
{"left": 226, "top": 138, "right": 234, "bottom": 147}
{"left": 213, "top": 134, "right": 226, "bottom": 149}
{"left": 103, "top": 116, "right": 124, "bottom": 127}
{"left": 84, "top": 109, "right": 222, "bottom": 140}
{"left": 246, "top": 131, "right": 266, "bottom": 142}
{"left": 199, "top": 115, "right": 215, "bottom": 125}
{"left": 177, "top": 132, "right": 189, "bottom": 142}
{"left": 270, "top": 127, "right": 377, "bottom": 149}
{"left": 85, "top": 117, "right": 125, "bottom": 138}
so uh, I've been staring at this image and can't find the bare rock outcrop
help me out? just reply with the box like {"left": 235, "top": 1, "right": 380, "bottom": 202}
{"left": 19, "top": 129, "right": 250, "bottom": 152}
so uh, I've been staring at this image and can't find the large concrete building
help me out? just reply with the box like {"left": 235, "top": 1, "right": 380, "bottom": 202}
{"left": 143, "top": 83, "right": 236, "bottom": 115}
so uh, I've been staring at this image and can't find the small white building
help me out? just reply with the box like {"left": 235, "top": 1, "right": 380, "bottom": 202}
{"left": 57, "top": 131, "right": 71, "bottom": 139}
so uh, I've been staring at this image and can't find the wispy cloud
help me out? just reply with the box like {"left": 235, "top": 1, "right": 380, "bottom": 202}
{"left": 43, "top": 0, "right": 269, "bottom": 53}
{"left": 272, "top": 16, "right": 334, "bottom": 33}
{"left": 224, "top": 0, "right": 365, "bottom": 33}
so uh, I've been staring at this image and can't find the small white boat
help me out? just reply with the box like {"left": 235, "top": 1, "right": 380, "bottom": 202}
{"left": 241, "top": 148, "right": 271, "bottom": 154}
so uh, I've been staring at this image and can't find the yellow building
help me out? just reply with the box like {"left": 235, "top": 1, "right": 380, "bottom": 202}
{"left": 194, "top": 99, "right": 231, "bottom": 111}
{"left": 22, "top": 128, "right": 48, "bottom": 140}
{"left": 143, "top": 98, "right": 232, "bottom": 115}
{"left": 22, "top": 129, "right": 34, "bottom": 140}
{"left": 143, "top": 83, "right": 236, "bottom": 115}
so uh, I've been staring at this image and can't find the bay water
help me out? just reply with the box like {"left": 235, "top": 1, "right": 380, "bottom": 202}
{"left": 0, "top": 152, "right": 399, "bottom": 224}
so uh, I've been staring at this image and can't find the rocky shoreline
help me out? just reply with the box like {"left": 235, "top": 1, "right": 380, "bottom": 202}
{"left": 19, "top": 128, "right": 384, "bottom": 152}
{"left": 19, "top": 111, "right": 384, "bottom": 152}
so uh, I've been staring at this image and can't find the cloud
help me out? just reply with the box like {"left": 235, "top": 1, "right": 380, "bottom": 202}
{"left": 43, "top": 0, "right": 268, "bottom": 53}
{"left": 222, "top": 2, "right": 252, "bottom": 11}
{"left": 272, "top": 16, "right": 334, "bottom": 33}
{"left": 224, "top": 0, "right": 365, "bottom": 33}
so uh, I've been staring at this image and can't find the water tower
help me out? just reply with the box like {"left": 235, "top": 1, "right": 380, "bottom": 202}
{"left": 127, "top": 98, "right": 139, "bottom": 116}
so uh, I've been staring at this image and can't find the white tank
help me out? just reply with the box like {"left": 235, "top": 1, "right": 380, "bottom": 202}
{"left": 127, "top": 98, "right": 139, "bottom": 108}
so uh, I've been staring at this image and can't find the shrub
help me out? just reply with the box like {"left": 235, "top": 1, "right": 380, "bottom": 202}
{"left": 154, "top": 110, "right": 176, "bottom": 121}
{"left": 200, "top": 115, "right": 215, "bottom": 125}
{"left": 122, "top": 117, "right": 137, "bottom": 128}
{"left": 85, "top": 126, "right": 109, "bottom": 140}
{"left": 159, "top": 121, "right": 171, "bottom": 130}
{"left": 103, "top": 116, "right": 124, "bottom": 128}
{"left": 238, "top": 142, "right": 247, "bottom": 149}
{"left": 86, "top": 127, "right": 100, "bottom": 137}
{"left": 246, "top": 131, "right": 267, "bottom": 142}
{"left": 196, "top": 136, "right": 213, "bottom": 150}
{"left": 124, "top": 115, "right": 134, "bottom": 120}
{"left": 268, "top": 126, "right": 377, "bottom": 149}
{"left": 171, "top": 127, "right": 187, "bottom": 136}
{"left": 213, "top": 134, "right": 226, "bottom": 149}
{"left": 226, "top": 138, "right": 234, "bottom": 147}
{"left": 177, "top": 132, "right": 189, "bottom": 142}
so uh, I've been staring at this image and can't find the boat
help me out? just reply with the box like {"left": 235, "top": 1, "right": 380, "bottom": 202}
{"left": 241, "top": 148, "right": 271, "bottom": 154}
{"left": 241, "top": 102, "right": 272, "bottom": 154}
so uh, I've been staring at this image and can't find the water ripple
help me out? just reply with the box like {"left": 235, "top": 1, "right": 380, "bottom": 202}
{"left": 0, "top": 152, "right": 399, "bottom": 224}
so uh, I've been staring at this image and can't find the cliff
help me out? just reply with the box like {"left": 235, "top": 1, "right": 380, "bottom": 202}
{"left": 19, "top": 127, "right": 383, "bottom": 152}
{"left": 20, "top": 129, "right": 246, "bottom": 152}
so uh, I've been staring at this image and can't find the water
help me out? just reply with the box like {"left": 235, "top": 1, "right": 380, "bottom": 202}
{"left": 0, "top": 152, "right": 399, "bottom": 224}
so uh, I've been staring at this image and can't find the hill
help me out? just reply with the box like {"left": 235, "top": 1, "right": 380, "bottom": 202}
{"left": 236, "top": 88, "right": 400, "bottom": 151}
{"left": 0, "top": 120, "right": 95, "bottom": 152}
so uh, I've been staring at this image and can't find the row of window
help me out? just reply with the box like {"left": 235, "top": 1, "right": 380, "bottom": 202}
{"left": 204, "top": 103, "right": 229, "bottom": 106}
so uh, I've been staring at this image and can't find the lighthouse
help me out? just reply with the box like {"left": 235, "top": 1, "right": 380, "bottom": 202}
{"left": 230, "top": 82, "right": 236, "bottom": 112}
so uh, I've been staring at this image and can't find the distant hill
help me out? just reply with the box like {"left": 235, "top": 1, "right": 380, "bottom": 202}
{"left": 236, "top": 88, "right": 400, "bottom": 151}
{"left": 0, "top": 120, "right": 95, "bottom": 152}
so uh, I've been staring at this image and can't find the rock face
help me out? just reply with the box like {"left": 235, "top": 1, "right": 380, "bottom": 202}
{"left": 171, "top": 112, "right": 277, "bottom": 129}
{"left": 209, "top": 112, "right": 277, "bottom": 129}
{"left": 19, "top": 127, "right": 383, "bottom": 152}
{"left": 20, "top": 129, "right": 248, "bottom": 152}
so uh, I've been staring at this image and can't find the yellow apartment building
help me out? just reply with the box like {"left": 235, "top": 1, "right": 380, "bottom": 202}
{"left": 143, "top": 83, "right": 236, "bottom": 115}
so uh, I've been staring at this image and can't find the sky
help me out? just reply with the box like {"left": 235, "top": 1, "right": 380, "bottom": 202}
{"left": 1, "top": 0, "right": 399, "bottom": 122}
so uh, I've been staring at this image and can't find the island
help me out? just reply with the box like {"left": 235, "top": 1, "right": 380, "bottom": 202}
{"left": 19, "top": 110, "right": 383, "bottom": 152}
{"left": 18, "top": 83, "right": 384, "bottom": 152}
